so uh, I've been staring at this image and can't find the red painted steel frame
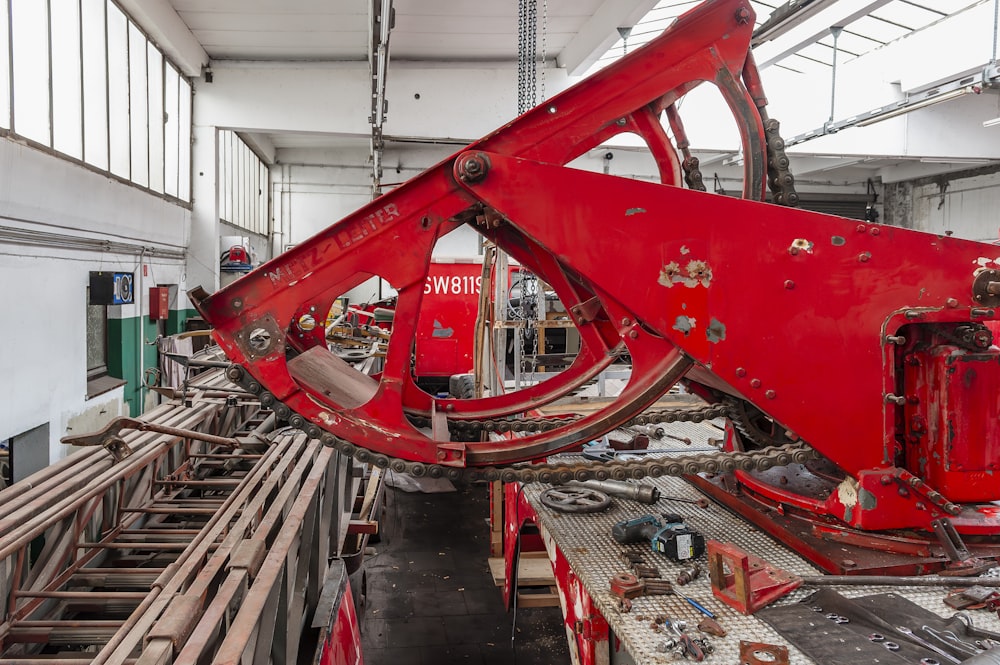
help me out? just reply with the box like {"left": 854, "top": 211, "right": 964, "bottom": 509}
{"left": 192, "top": 0, "right": 1000, "bottom": 535}
{"left": 192, "top": 0, "right": 766, "bottom": 466}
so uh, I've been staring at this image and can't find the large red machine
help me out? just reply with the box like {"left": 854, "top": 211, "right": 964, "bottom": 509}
{"left": 190, "top": 0, "right": 1000, "bottom": 575}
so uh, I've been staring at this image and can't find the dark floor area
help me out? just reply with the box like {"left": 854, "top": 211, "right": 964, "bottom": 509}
{"left": 360, "top": 479, "right": 570, "bottom": 664}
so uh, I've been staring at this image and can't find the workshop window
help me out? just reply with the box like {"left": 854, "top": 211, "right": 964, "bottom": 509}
{"left": 0, "top": 0, "right": 193, "bottom": 203}
{"left": 219, "top": 130, "right": 270, "bottom": 237}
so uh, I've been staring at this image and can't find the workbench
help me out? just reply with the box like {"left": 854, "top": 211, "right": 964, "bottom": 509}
{"left": 522, "top": 419, "right": 1000, "bottom": 664}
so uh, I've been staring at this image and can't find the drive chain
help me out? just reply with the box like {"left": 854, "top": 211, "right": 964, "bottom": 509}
{"left": 227, "top": 364, "right": 819, "bottom": 485}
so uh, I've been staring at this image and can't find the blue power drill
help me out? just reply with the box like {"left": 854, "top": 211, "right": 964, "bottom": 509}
{"left": 611, "top": 514, "right": 706, "bottom": 562}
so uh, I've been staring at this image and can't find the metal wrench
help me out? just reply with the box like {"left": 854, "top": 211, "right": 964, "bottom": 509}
{"left": 895, "top": 626, "right": 961, "bottom": 664}
{"left": 920, "top": 625, "right": 980, "bottom": 659}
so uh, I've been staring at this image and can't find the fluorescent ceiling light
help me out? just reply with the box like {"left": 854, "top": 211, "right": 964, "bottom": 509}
{"left": 856, "top": 87, "right": 974, "bottom": 127}
{"left": 919, "top": 157, "right": 992, "bottom": 164}
{"left": 984, "top": 117, "right": 1000, "bottom": 128}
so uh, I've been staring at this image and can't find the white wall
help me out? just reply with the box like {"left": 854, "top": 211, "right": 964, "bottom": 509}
{"left": 889, "top": 168, "right": 1000, "bottom": 242}
{"left": 0, "top": 139, "right": 190, "bottom": 464}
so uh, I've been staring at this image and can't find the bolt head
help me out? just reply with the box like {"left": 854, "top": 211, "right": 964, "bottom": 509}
{"left": 629, "top": 330, "right": 639, "bottom": 339}
{"left": 735, "top": 367, "right": 747, "bottom": 377}
{"left": 946, "top": 298, "right": 959, "bottom": 308}
{"left": 857, "top": 224, "right": 867, "bottom": 233}
{"left": 870, "top": 227, "right": 880, "bottom": 236}
{"left": 784, "top": 280, "right": 795, "bottom": 289}
{"left": 750, "top": 379, "right": 762, "bottom": 389}
{"left": 765, "top": 389, "right": 776, "bottom": 399}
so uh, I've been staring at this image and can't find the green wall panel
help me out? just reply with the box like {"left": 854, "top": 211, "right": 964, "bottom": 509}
{"left": 167, "top": 308, "right": 198, "bottom": 336}
{"left": 108, "top": 316, "right": 159, "bottom": 417}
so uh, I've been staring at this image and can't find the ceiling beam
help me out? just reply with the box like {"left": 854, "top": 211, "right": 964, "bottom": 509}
{"left": 116, "top": 0, "right": 209, "bottom": 77}
{"left": 556, "top": 0, "right": 658, "bottom": 77}
{"left": 752, "top": 0, "right": 894, "bottom": 70}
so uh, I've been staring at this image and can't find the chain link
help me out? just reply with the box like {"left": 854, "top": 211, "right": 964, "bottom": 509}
{"left": 763, "top": 117, "right": 799, "bottom": 207}
{"left": 517, "top": 0, "right": 537, "bottom": 114}
{"left": 539, "top": 0, "right": 547, "bottom": 102}
{"left": 227, "top": 364, "right": 818, "bottom": 485}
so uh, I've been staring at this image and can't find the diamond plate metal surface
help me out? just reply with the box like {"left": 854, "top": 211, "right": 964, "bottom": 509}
{"left": 527, "top": 420, "right": 1000, "bottom": 663}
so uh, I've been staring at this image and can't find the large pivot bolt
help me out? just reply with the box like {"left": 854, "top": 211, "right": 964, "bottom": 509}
{"left": 457, "top": 153, "right": 490, "bottom": 183}
{"left": 972, "top": 268, "right": 1000, "bottom": 307}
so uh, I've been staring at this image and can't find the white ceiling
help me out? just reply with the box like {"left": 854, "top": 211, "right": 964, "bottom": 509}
{"left": 167, "top": 0, "right": 611, "bottom": 62}
{"left": 146, "top": 0, "right": 999, "bottom": 180}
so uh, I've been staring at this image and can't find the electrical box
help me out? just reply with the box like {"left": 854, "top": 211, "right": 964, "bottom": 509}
{"left": 89, "top": 272, "right": 134, "bottom": 305}
{"left": 149, "top": 287, "right": 170, "bottom": 321}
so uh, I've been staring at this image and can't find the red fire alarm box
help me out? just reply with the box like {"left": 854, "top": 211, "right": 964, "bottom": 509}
{"left": 149, "top": 287, "right": 170, "bottom": 321}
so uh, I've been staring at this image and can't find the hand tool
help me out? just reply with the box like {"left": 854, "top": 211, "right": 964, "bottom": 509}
{"left": 612, "top": 515, "right": 706, "bottom": 561}
{"left": 563, "top": 478, "right": 660, "bottom": 503}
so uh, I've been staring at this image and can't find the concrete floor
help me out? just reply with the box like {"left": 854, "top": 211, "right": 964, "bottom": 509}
{"left": 360, "top": 479, "right": 570, "bottom": 664}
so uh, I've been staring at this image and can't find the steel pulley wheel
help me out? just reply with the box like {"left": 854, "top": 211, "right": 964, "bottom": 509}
{"left": 540, "top": 487, "right": 612, "bottom": 513}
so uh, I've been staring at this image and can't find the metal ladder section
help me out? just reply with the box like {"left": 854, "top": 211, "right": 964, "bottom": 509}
{"left": 0, "top": 364, "right": 369, "bottom": 664}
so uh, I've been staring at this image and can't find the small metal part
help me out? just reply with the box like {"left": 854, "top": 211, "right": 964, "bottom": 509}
{"left": 657, "top": 638, "right": 679, "bottom": 653}
{"left": 697, "top": 617, "right": 726, "bottom": 637}
{"left": 676, "top": 563, "right": 701, "bottom": 586}
{"left": 884, "top": 642, "right": 900, "bottom": 651}
{"left": 540, "top": 487, "right": 612, "bottom": 513}
{"left": 633, "top": 563, "right": 661, "bottom": 579}
{"left": 620, "top": 550, "right": 645, "bottom": 565}
{"left": 869, "top": 633, "right": 885, "bottom": 642}
{"left": 739, "top": 641, "right": 790, "bottom": 665}
{"left": 920, "top": 659, "right": 941, "bottom": 665}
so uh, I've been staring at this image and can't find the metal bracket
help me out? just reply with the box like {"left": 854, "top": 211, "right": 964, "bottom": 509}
{"left": 707, "top": 540, "right": 802, "bottom": 614}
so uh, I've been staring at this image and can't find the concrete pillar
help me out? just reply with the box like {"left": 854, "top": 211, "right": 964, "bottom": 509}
{"left": 187, "top": 124, "right": 219, "bottom": 297}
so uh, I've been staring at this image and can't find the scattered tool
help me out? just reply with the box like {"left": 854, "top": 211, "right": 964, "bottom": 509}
{"left": 671, "top": 587, "right": 716, "bottom": 619}
{"left": 612, "top": 515, "right": 706, "bottom": 562}
{"left": 663, "top": 619, "right": 712, "bottom": 661}
{"left": 661, "top": 495, "right": 711, "bottom": 508}
{"left": 664, "top": 433, "right": 692, "bottom": 446}
{"left": 580, "top": 446, "right": 719, "bottom": 461}
{"left": 540, "top": 487, "right": 611, "bottom": 513}
{"left": 563, "top": 479, "right": 660, "bottom": 504}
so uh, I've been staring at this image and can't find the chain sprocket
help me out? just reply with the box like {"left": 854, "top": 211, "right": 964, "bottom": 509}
{"left": 229, "top": 365, "right": 818, "bottom": 484}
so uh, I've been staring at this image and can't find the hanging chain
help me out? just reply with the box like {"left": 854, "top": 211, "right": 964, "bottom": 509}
{"left": 517, "top": 0, "right": 538, "bottom": 114}
{"left": 517, "top": 0, "right": 527, "bottom": 114}
{"left": 539, "top": 0, "right": 547, "bottom": 102}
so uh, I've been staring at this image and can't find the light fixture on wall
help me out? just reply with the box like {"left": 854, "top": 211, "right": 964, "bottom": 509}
{"left": 984, "top": 116, "right": 1000, "bottom": 128}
